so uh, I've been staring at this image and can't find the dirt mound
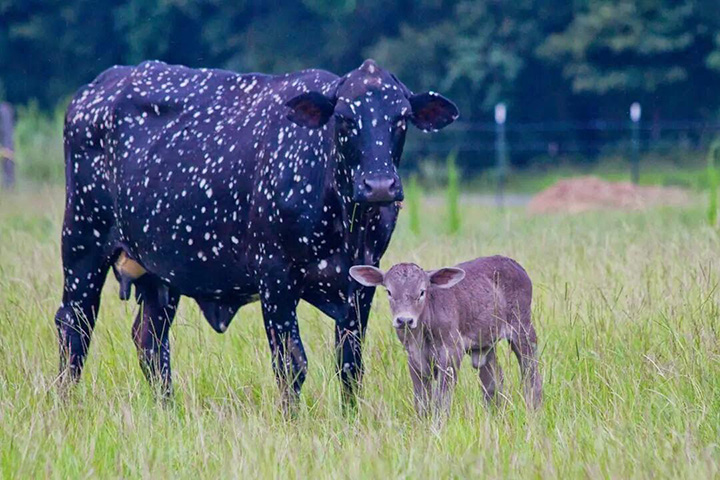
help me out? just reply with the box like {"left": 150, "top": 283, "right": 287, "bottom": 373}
{"left": 527, "top": 176, "right": 690, "bottom": 214}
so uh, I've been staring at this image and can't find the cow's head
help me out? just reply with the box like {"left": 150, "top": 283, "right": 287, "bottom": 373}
{"left": 286, "top": 59, "right": 459, "bottom": 204}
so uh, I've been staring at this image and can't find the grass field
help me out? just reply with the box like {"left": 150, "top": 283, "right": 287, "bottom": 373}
{"left": 1, "top": 186, "right": 719, "bottom": 478}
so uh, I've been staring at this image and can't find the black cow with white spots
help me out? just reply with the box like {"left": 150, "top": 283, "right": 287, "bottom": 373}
{"left": 55, "top": 59, "right": 458, "bottom": 407}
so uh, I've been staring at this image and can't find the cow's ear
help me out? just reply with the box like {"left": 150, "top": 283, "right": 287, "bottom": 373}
{"left": 409, "top": 92, "right": 459, "bottom": 131}
{"left": 286, "top": 91, "right": 336, "bottom": 128}
{"left": 349, "top": 265, "right": 385, "bottom": 287}
{"left": 428, "top": 267, "right": 465, "bottom": 289}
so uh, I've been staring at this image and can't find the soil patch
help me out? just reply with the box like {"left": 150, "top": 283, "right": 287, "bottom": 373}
{"left": 527, "top": 176, "right": 690, "bottom": 214}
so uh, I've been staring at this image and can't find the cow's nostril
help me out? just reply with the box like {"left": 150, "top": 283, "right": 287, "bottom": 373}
{"left": 363, "top": 178, "right": 373, "bottom": 192}
{"left": 388, "top": 178, "right": 397, "bottom": 193}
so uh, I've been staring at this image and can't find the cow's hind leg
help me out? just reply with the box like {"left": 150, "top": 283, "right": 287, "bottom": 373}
{"left": 132, "top": 276, "right": 180, "bottom": 398}
{"left": 55, "top": 249, "right": 111, "bottom": 385}
{"left": 54, "top": 170, "right": 114, "bottom": 385}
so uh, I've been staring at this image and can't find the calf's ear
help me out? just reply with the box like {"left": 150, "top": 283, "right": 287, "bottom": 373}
{"left": 409, "top": 92, "right": 459, "bottom": 131}
{"left": 428, "top": 267, "right": 465, "bottom": 289}
{"left": 286, "top": 91, "right": 336, "bottom": 128}
{"left": 349, "top": 265, "right": 385, "bottom": 287}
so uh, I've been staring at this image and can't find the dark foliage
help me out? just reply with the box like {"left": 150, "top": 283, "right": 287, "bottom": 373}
{"left": 2, "top": 0, "right": 720, "bottom": 168}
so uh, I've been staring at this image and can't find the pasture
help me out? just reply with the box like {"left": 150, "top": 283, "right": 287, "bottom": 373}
{"left": 1, "top": 186, "right": 719, "bottom": 478}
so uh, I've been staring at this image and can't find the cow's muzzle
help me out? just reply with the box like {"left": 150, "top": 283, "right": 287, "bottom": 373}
{"left": 355, "top": 174, "right": 403, "bottom": 203}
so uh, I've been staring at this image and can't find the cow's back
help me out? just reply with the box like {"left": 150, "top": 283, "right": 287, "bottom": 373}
{"left": 63, "top": 61, "right": 342, "bottom": 297}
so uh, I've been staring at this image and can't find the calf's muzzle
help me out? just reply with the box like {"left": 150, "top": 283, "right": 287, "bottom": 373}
{"left": 393, "top": 316, "right": 417, "bottom": 329}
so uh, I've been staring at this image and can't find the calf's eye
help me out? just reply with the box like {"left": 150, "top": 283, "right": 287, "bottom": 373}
{"left": 386, "top": 289, "right": 392, "bottom": 298}
{"left": 419, "top": 290, "right": 426, "bottom": 298}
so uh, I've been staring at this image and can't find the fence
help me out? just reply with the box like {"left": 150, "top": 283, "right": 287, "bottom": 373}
{"left": 403, "top": 115, "right": 720, "bottom": 175}
{"left": 1, "top": 98, "right": 718, "bottom": 190}
{"left": 0, "top": 102, "right": 14, "bottom": 190}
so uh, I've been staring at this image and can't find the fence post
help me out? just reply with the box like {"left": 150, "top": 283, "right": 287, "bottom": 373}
{"left": 630, "top": 102, "right": 641, "bottom": 185}
{"left": 0, "top": 102, "right": 16, "bottom": 190}
{"left": 495, "top": 102, "right": 508, "bottom": 207}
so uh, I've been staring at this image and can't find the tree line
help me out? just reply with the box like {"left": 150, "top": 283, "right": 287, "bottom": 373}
{"left": 2, "top": 0, "right": 720, "bottom": 166}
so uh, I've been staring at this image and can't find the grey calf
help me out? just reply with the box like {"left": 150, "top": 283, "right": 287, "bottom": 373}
{"left": 350, "top": 255, "right": 541, "bottom": 415}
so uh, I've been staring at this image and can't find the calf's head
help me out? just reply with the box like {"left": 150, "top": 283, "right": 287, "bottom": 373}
{"left": 286, "top": 59, "right": 458, "bottom": 204}
{"left": 350, "top": 263, "right": 465, "bottom": 329}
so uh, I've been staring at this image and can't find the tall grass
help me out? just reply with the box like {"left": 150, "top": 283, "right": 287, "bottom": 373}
{"left": 462, "top": 152, "right": 710, "bottom": 194}
{"left": 446, "top": 150, "right": 460, "bottom": 234}
{"left": 707, "top": 140, "right": 720, "bottom": 226}
{"left": 13, "top": 102, "right": 65, "bottom": 184}
{"left": 3, "top": 187, "right": 718, "bottom": 478}
{"left": 405, "top": 174, "right": 421, "bottom": 235}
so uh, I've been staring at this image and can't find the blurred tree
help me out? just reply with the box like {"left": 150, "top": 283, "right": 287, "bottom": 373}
{"left": 114, "top": 0, "right": 175, "bottom": 63}
{"left": 2, "top": 0, "right": 720, "bottom": 167}
{"left": 701, "top": 0, "right": 720, "bottom": 82}
{"left": 538, "top": 0, "right": 717, "bottom": 119}
{"left": 539, "top": 2, "right": 696, "bottom": 93}
{"left": 0, "top": 0, "right": 121, "bottom": 107}
{"left": 368, "top": 0, "right": 542, "bottom": 118}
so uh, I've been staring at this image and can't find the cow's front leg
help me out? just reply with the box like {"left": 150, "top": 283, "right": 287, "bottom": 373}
{"left": 259, "top": 268, "right": 307, "bottom": 411}
{"left": 336, "top": 285, "right": 375, "bottom": 408}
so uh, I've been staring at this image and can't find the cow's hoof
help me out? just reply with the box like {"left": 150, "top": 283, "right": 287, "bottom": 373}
{"left": 119, "top": 278, "right": 132, "bottom": 301}
{"left": 158, "top": 284, "right": 170, "bottom": 307}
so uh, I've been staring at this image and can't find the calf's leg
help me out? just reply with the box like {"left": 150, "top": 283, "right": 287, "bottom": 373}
{"left": 405, "top": 343, "right": 433, "bottom": 417}
{"left": 432, "top": 347, "right": 463, "bottom": 415}
{"left": 132, "top": 276, "right": 180, "bottom": 399}
{"left": 509, "top": 323, "right": 542, "bottom": 409}
{"left": 409, "top": 368, "right": 432, "bottom": 416}
{"left": 476, "top": 347, "right": 504, "bottom": 404}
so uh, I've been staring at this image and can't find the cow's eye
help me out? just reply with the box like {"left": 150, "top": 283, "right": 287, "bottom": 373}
{"left": 419, "top": 290, "right": 425, "bottom": 298}
{"left": 337, "top": 115, "right": 357, "bottom": 130}
{"left": 386, "top": 289, "right": 392, "bottom": 298}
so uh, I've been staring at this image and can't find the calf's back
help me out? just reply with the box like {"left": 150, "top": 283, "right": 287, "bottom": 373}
{"left": 428, "top": 255, "right": 532, "bottom": 342}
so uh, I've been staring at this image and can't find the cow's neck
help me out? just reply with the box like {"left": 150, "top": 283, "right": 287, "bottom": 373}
{"left": 340, "top": 192, "right": 391, "bottom": 266}
{"left": 329, "top": 151, "right": 395, "bottom": 266}
{"left": 330, "top": 179, "right": 372, "bottom": 264}
{"left": 346, "top": 201, "right": 371, "bottom": 262}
